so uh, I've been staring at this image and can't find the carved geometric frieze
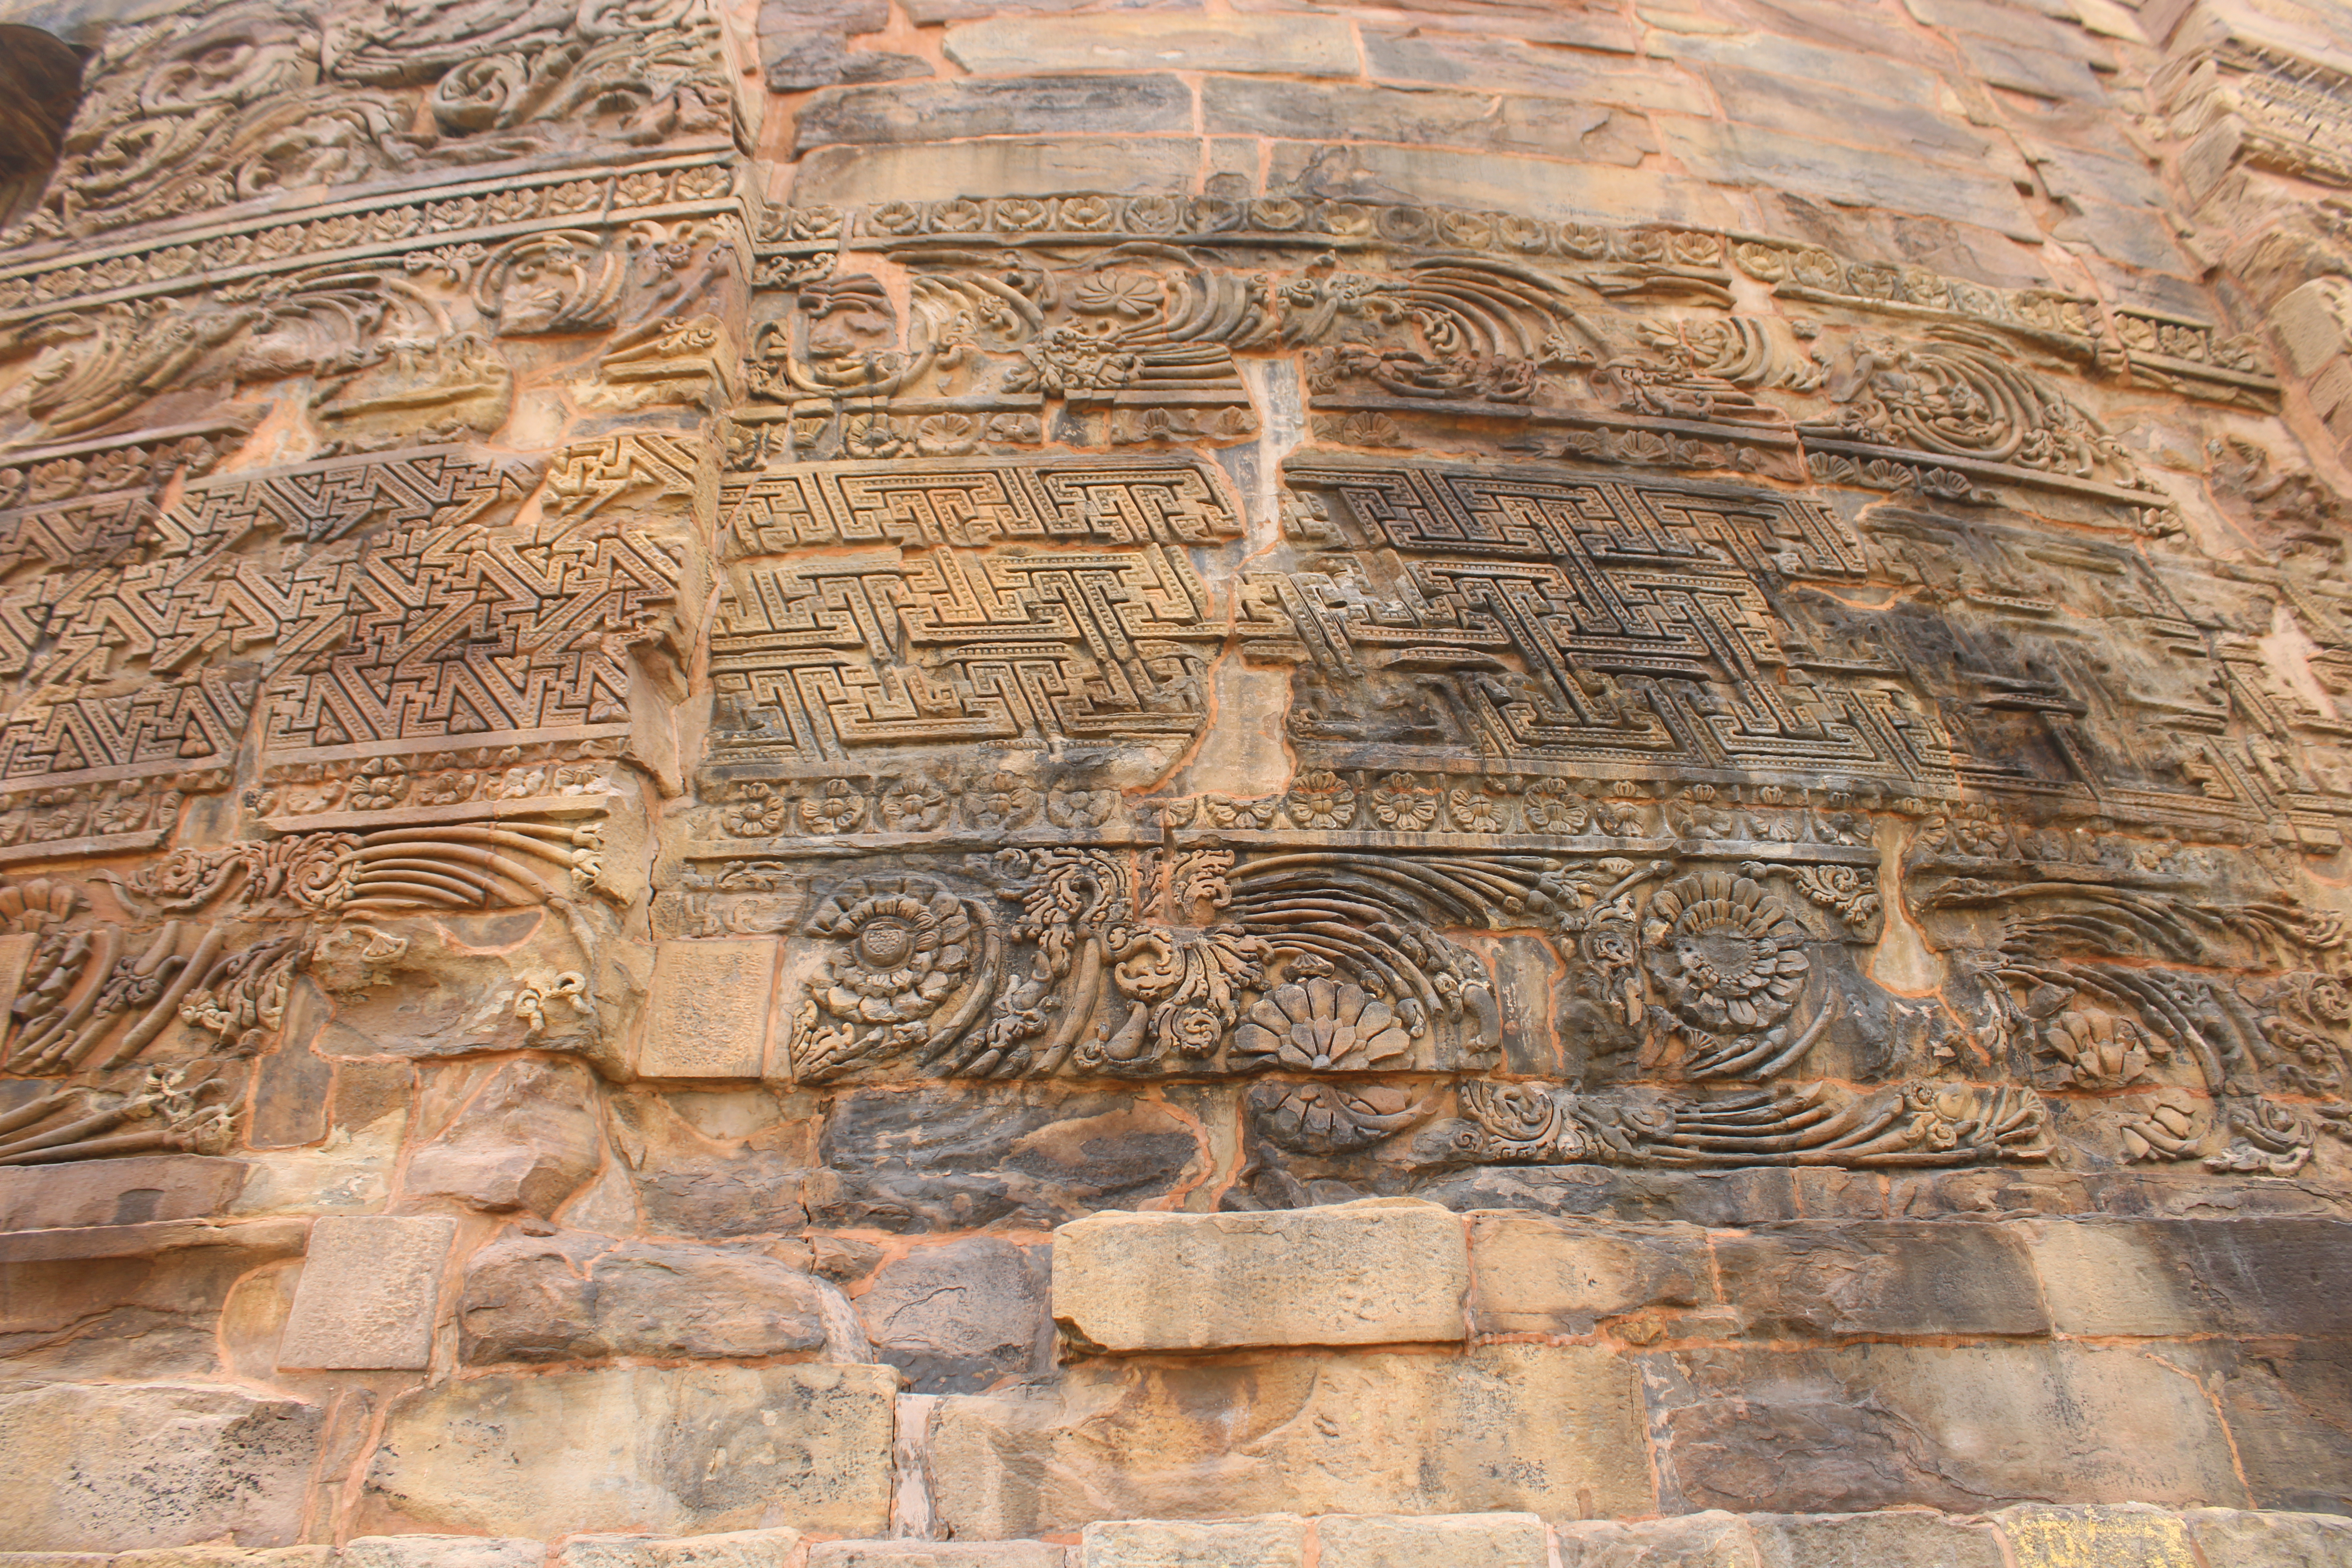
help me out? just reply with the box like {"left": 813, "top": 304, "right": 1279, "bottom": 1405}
{"left": 708, "top": 455, "right": 1241, "bottom": 774}
{"left": 744, "top": 194, "right": 2245, "bottom": 528}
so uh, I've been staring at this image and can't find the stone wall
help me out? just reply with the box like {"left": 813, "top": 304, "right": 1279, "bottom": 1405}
{"left": 2, "top": 0, "right": 2352, "bottom": 1561}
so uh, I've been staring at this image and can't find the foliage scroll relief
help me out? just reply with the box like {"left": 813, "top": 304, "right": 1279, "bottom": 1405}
{"left": 1, "top": 0, "right": 2348, "bottom": 1216}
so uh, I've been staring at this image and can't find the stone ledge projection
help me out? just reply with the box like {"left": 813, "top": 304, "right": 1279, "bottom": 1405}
{"left": 1, "top": 0, "right": 2351, "bottom": 1559}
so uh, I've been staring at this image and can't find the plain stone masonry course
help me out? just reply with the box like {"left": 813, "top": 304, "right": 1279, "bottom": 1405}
{"left": 7, "top": 1507, "right": 2352, "bottom": 1567}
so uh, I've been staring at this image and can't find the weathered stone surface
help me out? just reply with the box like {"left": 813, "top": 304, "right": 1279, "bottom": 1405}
{"left": 248, "top": 1045, "right": 335, "bottom": 1149}
{"left": 1993, "top": 1505, "right": 2197, "bottom": 1568}
{"left": 2023, "top": 1220, "right": 2200, "bottom": 1336}
{"left": 1053, "top": 1198, "right": 1467, "bottom": 1352}
{"left": 589, "top": 1241, "right": 833, "bottom": 1359}
{"left": 943, "top": 13, "right": 1357, "bottom": 76}
{"left": 1468, "top": 1214, "right": 1712, "bottom": 1336}
{"left": 1651, "top": 118, "right": 2042, "bottom": 238}
{"left": 1361, "top": 30, "right": 1697, "bottom": 109}
{"left": 930, "top": 1346, "right": 1651, "bottom": 1538}
{"left": 360, "top": 1364, "right": 897, "bottom": 1538}
{"left": 1650, "top": 1345, "right": 2247, "bottom": 1514}
{"left": 856, "top": 1235, "right": 1049, "bottom": 1392}
{"left": 791, "top": 140, "right": 1206, "bottom": 207}
{"left": 640, "top": 940, "right": 778, "bottom": 1080}
{"left": 808, "top": 1545, "right": 1065, "bottom": 1568}
{"left": 12, "top": 0, "right": 2352, "bottom": 1544}
{"left": 1200, "top": 80, "right": 1655, "bottom": 167}
{"left": 1318, "top": 1512, "right": 1549, "bottom": 1568}
{"left": 457, "top": 1227, "right": 604, "bottom": 1362}
{"left": 1263, "top": 141, "right": 1740, "bottom": 229}
{"left": 797, "top": 76, "right": 1193, "bottom": 152}
{"left": 1555, "top": 1513, "right": 1759, "bottom": 1568}
{"left": 111, "top": 1548, "right": 332, "bottom": 1568}
{"left": 1080, "top": 1517, "right": 1306, "bottom": 1568}
{"left": 1749, "top": 1510, "right": 2004, "bottom": 1568}
{"left": 552, "top": 1528, "right": 808, "bottom": 1568}
{"left": 0, "top": 1156, "right": 250, "bottom": 1230}
{"left": 2182, "top": 1508, "right": 2352, "bottom": 1568}
{"left": 459, "top": 1230, "right": 839, "bottom": 1365}
{"left": 0, "top": 1382, "right": 324, "bottom": 1551}
{"left": 339, "top": 1541, "right": 544, "bottom": 1568}
{"left": 2207, "top": 1340, "right": 2352, "bottom": 1515}
{"left": 403, "top": 1059, "right": 603, "bottom": 1220}
{"left": 0, "top": 1234, "right": 299, "bottom": 1381}
{"left": 1709, "top": 1221, "right": 2049, "bottom": 1339}
{"left": 277, "top": 1214, "right": 456, "bottom": 1371}
{"left": 1058, "top": 1194, "right": 1458, "bottom": 1354}
{"left": 814, "top": 1087, "right": 1204, "bottom": 1234}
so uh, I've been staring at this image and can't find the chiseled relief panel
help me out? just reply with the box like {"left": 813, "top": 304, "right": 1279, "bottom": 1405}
{"left": 0, "top": 0, "right": 2343, "bottom": 1236}
{"left": 607, "top": 191, "right": 2352, "bottom": 1214}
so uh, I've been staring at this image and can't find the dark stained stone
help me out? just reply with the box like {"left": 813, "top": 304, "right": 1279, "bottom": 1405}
{"left": 797, "top": 76, "right": 1192, "bottom": 152}
{"left": 814, "top": 1085, "right": 1206, "bottom": 1233}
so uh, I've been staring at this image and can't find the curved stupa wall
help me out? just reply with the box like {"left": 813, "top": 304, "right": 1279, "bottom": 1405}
{"left": 1, "top": 0, "right": 2351, "bottom": 1562}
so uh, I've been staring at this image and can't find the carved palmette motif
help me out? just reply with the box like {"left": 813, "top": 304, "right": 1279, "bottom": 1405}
{"left": 0, "top": 0, "right": 2343, "bottom": 1231}
{"left": 13, "top": 0, "right": 730, "bottom": 242}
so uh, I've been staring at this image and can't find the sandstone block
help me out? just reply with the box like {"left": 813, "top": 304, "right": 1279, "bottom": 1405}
{"left": 1709, "top": 1221, "right": 2049, "bottom": 1339}
{"left": 2272, "top": 279, "right": 2352, "bottom": 377}
{"left": 1263, "top": 142, "right": 1739, "bottom": 231}
{"left": 857, "top": 1235, "right": 1049, "bottom": 1391}
{"left": 1469, "top": 1214, "right": 1711, "bottom": 1336}
{"left": 791, "top": 141, "right": 1205, "bottom": 209}
{"left": 2158, "top": 1219, "right": 2352, "bottom": 1336}
{"left": 1318, "top": 1512, "right": 1548, "bottom": 1568}
{"left": 1080, "top": 1517, "right": 1306, "bottom": 1568}
{"left": 1649, "top": 118, "right": 2040, "bottom": 240}
{"left": 815, "top": 1085, "right": 1204, "bottom": 1234}
{"left": 1749, "top": 1510, "right": 2003, "bottom": 1568}
{"left": 2182, "top": 1508, "right": 2352, "bottom": 1567}
{"left": 1651, "top": 1345, "right": 2245, "bottom": 1515}
{"left": 944, "top": 13, "right": 1356, "bottom": 76}
{"left": 1994, "top": 1505, "right": 2195, "bottom": 1568}
{"left": 641, "top": 939, "right": 777, "bottom": 1080}
{"left": 808, "top": 1544, "right": 1065, "bottom": 1567}
{"left": 589, "top": 1241, "right": 831, "bottom": 1360}
{"left": 339, "top": 1542, "right": 544, "bottom": 1568}
{"left": 362, "top": 1364, "right": 896, "bottom": 1539}
{"left": 459, "top": 1228, "right": 606, "bottom": 1363}
{"left": 114, "top": 1550, "right": 332, "bottom": 1568}
{"left": 2023, "top": 1221, "right": 2198, "bottom": 1336}
{"left": 403, "top": 1060, "right": 601, "bottom": 1219}
{"left": 2209, "top": 1338, "right": 2352, "bottom": 1514}
{"left": 1555, "top": 1514, "right": 1757, "bottom": 1568}
{"left": 929, "top": 1345, "right": 1651, "bottom": 1539}
{"left": 797, "top": 76, "right": 1191, "bottom": 152}
{"left": 553, "top": 1529, "right": 807, "bottom": 1568}
{"left": 1699, "top": 64, "right": 1996, "bottom": 166}
{"left": 0, "top": 1381, "right": 323, "bottom": 1551}
{"left": 1952, "top": 35, "right": 2104, "bottom": 101}
{"left": 1052, "top": 1197, "right": 1467, "bottom": 1352}
{"left": 278, "top": 1214, "right": 456, "bottom": 1371}
{"left": 0, "top": 1154, "right": 249, "bottom": 1230}
{"left": 1200, "top": 80, "right": 1653, "bottom": 167}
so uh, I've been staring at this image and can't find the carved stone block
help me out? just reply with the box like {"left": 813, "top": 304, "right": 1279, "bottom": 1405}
{"left": 640, "top": 937, "right": 780, "bottom": 1079}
